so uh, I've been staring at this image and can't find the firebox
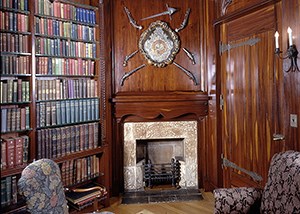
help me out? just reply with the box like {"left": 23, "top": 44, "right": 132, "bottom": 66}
{"left": 123, "top": 121, "right": 198, "bottom": 192}
{"left": 136, "top": 138, "right": 183, "bottom": 189}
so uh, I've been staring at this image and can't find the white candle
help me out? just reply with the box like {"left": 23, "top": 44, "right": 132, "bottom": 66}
{"left": 274, "top": 31, "right": 279, "bottom": 49}
{"left": 287, "top": 27, "right": 293, "bottom": 46}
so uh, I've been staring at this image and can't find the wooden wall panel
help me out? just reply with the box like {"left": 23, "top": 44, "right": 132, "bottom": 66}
{"left": 281, "top": 0, "right": 300, "bottom": 151}
{"left": 112, "top": 0, "right": 203, "bottom": 92}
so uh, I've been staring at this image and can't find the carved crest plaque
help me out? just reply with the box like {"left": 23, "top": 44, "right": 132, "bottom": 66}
{"left": 139, "top": 21, "right": 180, "bottom": 67}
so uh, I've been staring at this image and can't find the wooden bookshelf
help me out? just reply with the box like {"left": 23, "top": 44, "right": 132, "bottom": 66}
{"left": 1, "top": 0, "right": 109, "bottom": 213}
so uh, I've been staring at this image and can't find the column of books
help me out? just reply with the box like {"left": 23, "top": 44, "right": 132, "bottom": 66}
{"left": 34, "top": 0, "right": 100, "bottom": 157}
{"left": 0, "top": 0, "right": 31, "bottom": 208}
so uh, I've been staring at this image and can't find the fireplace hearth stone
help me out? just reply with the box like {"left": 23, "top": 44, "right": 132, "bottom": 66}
{"left": 121, "top": 188, "right": 203, "bottom": 204}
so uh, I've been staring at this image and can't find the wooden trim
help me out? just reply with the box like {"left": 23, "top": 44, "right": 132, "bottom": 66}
{"left": 213, "top": 0, "right": 280, "bottom": 26}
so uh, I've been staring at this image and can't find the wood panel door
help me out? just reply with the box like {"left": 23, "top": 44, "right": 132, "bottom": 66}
{"left": 219, "top": 5, "right": 285, "bottom": 187}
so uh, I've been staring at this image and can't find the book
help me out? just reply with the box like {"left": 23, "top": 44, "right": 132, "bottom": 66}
{"left": 14, "top": 136, "right": 23, "bottom": 166}
{"left": 11, "top": 176, "right": 17, "bottom": 204}
{"left": 6, "top": 176, "right": 12, "bottom": 206}
{"left": 5, "top": 138, "right": 15, "bottom": 168}
{"left": 1, "top": 139, "right": 7, "bottom": 170}
{"left": 65, "top": 183, "right": 105, "bottom": 205}
{"left": 21, "top": 135, "right": 29, "bottom": 163}
{"left": 1, "top": 178, "right": 7, "bottom": 207}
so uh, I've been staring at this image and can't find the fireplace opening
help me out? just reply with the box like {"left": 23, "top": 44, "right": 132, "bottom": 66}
{"left": 136, "top": 139, "right": 184, "bottom": 189}
{"left": 122, "top": 121, "right": 202, "bottom": 204}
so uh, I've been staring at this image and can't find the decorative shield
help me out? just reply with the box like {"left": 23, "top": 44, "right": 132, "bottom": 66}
{"left": 139, "top": 21, "right": 180, "bottom": 67}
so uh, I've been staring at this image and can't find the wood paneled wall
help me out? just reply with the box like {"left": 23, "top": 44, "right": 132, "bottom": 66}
{"left": 103, "top": 0, "right": 299, "bottom": 195}
{"left": 281, "top": 0, "right": 300, "bottom": 151}
{"left": 112, "top": 0, "right": 204, "bottom": 92}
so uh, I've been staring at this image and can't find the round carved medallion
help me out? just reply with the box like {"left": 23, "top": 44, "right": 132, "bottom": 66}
{"left": 139, "top": 21, "right": 180, "bottom": 67}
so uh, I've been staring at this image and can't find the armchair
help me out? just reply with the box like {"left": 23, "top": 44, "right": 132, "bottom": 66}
{"left": 18, "top": 159, "right": 69, "bottom": 214}
{"left": 213, "top": 150, "right": 300, "bottom": 213}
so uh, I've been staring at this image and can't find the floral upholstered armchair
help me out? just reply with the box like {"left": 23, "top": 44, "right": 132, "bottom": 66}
{"left": 213, "top": 150, "right": 300, "bottom": 214}
{"left": 18, "top": 159, "right": 69, "bottom": 214}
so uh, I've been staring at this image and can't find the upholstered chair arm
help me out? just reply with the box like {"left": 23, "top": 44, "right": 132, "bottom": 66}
{"left": 213, "top": 187, "right": 263, "bottom": 214}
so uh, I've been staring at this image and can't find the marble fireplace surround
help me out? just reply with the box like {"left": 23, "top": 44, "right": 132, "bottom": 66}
{"left": 123, "top": 121, "right": 198, "bottom": 192}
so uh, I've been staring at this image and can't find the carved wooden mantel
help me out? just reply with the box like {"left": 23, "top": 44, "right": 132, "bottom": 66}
{"left": 112, "top": 92, "right": 210, "bottom": 122}
{"left": 111, "top": 91, "right": 210, "bottom": 193}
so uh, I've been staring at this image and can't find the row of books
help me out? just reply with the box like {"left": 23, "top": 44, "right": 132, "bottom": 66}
{"left": 0, "top": 79, "right": 30, "bottom": 103}
{"left": 36, "top": 98, "right": 99, "bottom": 128}
{"left": 0, "top": 0, "right": 29, "bottom": 11}
{"left": 36, "top": 78, "right": 98, "bottom": 101}
{"left": 35, "top": 0, "right": 96, "bottom": 25}
{"left": 0, "top": 33, "right": 29, "bottom": 53}
{"left": 1, "top": 106, "right": 30, "bottom": 133}
{"left": 36, "top": 57, "right": 95, "bottom": 76}
{"left": 35, "top": 37, "right": 96, "bottom": 58}
{"left": 1, "top": 176, "right": 18, "bottom": 208}
{"left": 0, "top": 11, "right": 29, "bottom": 32}
{"left": 37, "top": 122, "right": 99, "bottom": 160}
{"left": 1, "top": 135, "right": 29, "bottom": 169}
{"left": 35, "top": 17, "right": 96, "bottom": 42}
{"left": 61, "top": 155, "right": 100, "bottom": 187}
{"left": 0, "top": 55, "right": 30, "bottom": 75}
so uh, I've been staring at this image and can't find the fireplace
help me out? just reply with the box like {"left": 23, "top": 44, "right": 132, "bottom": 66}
{"left": 123, "top": 121, "right": 198, "bottom": 192}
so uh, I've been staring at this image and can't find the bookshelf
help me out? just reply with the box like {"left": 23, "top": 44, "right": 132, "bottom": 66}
{"left": 1, "top": 0, "right": 109, "bottom": 213}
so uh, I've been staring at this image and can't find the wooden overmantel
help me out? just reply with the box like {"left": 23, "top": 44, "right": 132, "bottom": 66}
{"left": 111, "top": 91, "right": 210, "bottom": 121}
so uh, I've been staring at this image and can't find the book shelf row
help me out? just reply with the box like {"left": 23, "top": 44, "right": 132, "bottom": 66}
{"left": 1, "top": 0, "right": 107, "bottom": 212}
{"left": 1, "top": 135, "right": 29, "bottom": 169}
{"left": 1, "top": 79, "right": 30, "bottom": 104}
{"left": 36, "top": 98, "right": 99, "bottom": 128}
{"left": 36, "top": 78, "right": 98, "bottom": 101}
{"left": 35, "top": 0, "right": 96, "bottom": 25}
{"left": 36, "top": 57, "right": 95, "bottom": 75}
{"left": 35, "top": 17, "right": 96, "bottom": 42}
{"left": 61, "top": 155, "right": 100, "bottom": 187}
{"left": 0, "top": 0, "right": 29, "bottom": 11}
{"left": 1, "top": 106, "right": 30, "bottom": 133}
{"left": 1, "top": 175, "right": 18, "bottom": 208}
{"left": 0, "top": 11, "right": 29, "bottom": 32}
{"left": 35, "top": 37, "right": 96, "bottom": 58}
{"left": 37, "top": 122, "right": 99, "bottom": 160}
{"left": 0, "top": 33, "right": 29, "bottom": 53}
{"left": 1, "top": 55, "right": 30, "bottom": 75}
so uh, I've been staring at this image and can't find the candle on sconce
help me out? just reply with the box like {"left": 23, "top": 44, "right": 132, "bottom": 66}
{"left": 274, "top": 31, "right": 279, "bottom": 49}
{"left": 287, "top": 27, "right": 293, "bottom": 46}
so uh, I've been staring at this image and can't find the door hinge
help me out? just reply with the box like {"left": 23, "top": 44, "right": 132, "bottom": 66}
{"left": 221, "top": 155, "right": 263, "bottom": 182}
{"left": 220, "top": 94, "right": 224, "bottom": 111}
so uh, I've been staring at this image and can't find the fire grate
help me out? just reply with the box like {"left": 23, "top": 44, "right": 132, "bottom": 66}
{"left": 143, "top": 158, "right": 181, "bottom": 188}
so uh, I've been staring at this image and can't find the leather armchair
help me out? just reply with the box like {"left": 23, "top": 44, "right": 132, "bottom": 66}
{"left": 213, "top": 150, "right": 300, "bottom": 214}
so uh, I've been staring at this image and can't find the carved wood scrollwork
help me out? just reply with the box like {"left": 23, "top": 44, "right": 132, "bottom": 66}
{"left": 221, "top": 0, "right": 232, "bottom": 15}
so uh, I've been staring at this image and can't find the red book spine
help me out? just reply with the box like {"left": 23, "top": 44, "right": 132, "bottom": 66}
{"left": 5, "top": 138, "right": 15, "bottom": 168}
{"left": 14, "top": 137, "right": 23, "bottom": 166}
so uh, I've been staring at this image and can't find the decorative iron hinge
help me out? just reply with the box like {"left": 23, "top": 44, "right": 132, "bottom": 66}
{"left": 221, "top": 154, "right": 263, "bottom": 182}
{"left": 219, "top": 38, "right": 261, "bottom": 55}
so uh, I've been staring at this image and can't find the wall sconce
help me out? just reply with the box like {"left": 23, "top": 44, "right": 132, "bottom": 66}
{"left": 274, "top": 27, "right": 299, "bottom": 72}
